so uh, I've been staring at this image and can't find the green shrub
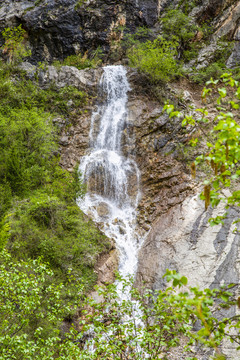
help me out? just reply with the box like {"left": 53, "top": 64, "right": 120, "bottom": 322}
{"left": 1, "top": 25, "right": 31, "bottom": 64}
{"left": 177, "top": 0, "right": 199, "bottom": 14}
{"left": 191, "top": 62, "right": 226, "bottom": 83}
{"left": 0, "top": 107, "right": 56, "bottom": 195}
{"left": 0, "top": 250, "right": 83, "bottom": 357}
{"left": 74, "top": 0, "right": 87, "bottom": 10}
{"left": 161, "top": 9, "right": 206, "bottom": 61}
{"left": 7, "top": 188, "right": 110, "bottom": 293}
{"left": 0, "top": 63, "right": 88, "bottom": 201}
{"left": 162, "top": 10, "right": 197, "bottom": 43}
{"left": 123, "top": 27, "right": 153, "bottom": 49}
{"left": 127, "top": 37, "right": 179, "bottom": 83}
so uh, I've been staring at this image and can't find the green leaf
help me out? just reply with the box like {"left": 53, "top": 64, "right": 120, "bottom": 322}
{"left": 181, "top": 276, "right": 188, "bottom": 286}
{"left": 218, "top": 87, "right": 227, "bottom": 98}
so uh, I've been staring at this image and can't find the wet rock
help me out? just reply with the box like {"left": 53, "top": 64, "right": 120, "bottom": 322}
{"left": 60, "top": 112, "right": 92, "bottom": 170}
{"left": 125, "top": 69, "right": 193, "bottom": 227}
{"left": 119, "top": 226, "right": 126, "bottom": 235}
{"left": 154, "top": 135, "right": 169, "bottom": 150}
{"left": 95, "top": 249, "right": 119, "bottom": 285}
{"left": 96, "top": 202, "right": 110, "bottom": 218}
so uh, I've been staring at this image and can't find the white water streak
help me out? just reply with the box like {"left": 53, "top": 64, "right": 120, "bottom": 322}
{"left": 77, "top": 65, "right": 142, "bottom": 291}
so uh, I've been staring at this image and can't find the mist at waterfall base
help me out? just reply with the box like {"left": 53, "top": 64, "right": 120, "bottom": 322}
{"left": 77, "top": 65, "right": 142, "bottom": 293}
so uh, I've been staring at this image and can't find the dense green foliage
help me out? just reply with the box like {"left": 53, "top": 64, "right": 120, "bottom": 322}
{"left": 0, "top": 60, "right": 110, "bottom": 345}
{"left": 57, "top": 272, "right": 239, "bottom": 360}
{"left": 1, "top": 262, "right": 238, "bottom": 359}
{"left": 0, "top": 107, "right": 56, "bottom": 196}
{"left": 161, "top": 9, "right": 199, "bottom": 61}
{"left": 0, "top": 63, "right": 86, "bottom": 206}
{"left": 128, "top": 37, "right": 179, "bottom": 83}
{"left": 0, "top": 250, "right": 83, "bottom": 359}
{"left": 7, "top": 182, "right": 110, "bottom": 293}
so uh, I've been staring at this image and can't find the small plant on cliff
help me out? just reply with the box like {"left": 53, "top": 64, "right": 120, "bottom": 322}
{"left": 54, "top": 47, "right": 103, "bottom": 70}
{"left": 127, "top": 37, "right": 179, "bottom": 83}
{"left": 74, "top": 0, "right": 87, "bottom": 10}
{"left": 1, "top": 25, "right": 31, "bottom": 64}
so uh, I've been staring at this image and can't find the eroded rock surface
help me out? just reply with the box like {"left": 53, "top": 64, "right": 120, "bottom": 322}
{"left": 135, "top": 191, "right": 240, "bottom": 359}
{"left": 126, "top": 74, "right": 194, "bottom": 229}
{"left": 135, "top": 193, "right": 240, "bottom": 289}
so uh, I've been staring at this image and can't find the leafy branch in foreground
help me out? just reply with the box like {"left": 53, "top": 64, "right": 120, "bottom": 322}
{"left": 164, "top": 73, "right": 240, "bottom": 225}
{"left": 0, "top": 249, "right": 83, "bottom": 359}
{"left": 0, "top": 259, "right": 239, "bottom": 359}
{"left": 66, "top": 272, "right": 239, "bottom": 360}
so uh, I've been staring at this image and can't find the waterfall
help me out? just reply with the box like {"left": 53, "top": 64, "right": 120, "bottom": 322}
{"left": 77, "top": 65, "right": 141, "bottom": 289}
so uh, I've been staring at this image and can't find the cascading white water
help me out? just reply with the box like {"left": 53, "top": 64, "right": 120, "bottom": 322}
{"left": 77, "top": 65, "right": 141, "bottom": 291}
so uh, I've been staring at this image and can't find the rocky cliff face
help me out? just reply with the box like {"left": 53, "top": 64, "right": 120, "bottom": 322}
{"left": 30, "top": 60, "right": 239, "bottom": 294}
{"left": 1, "top": 0, "right": 240, "bottom": 66}
{"left": 136, "top": 192, "right": 240, "bottom": 359}
{"left": 0, "top": 0, "right": 158, "bottom": 63}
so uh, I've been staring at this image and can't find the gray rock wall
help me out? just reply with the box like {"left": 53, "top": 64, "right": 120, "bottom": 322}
{"left": 136, "top": 192, "right": 240, "bottom": 291}
{"left": 0, "top": 0, "right": 158, "bottom": 63}
{"left": 135, "top": 191, "right": 240, "bottom": 359}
